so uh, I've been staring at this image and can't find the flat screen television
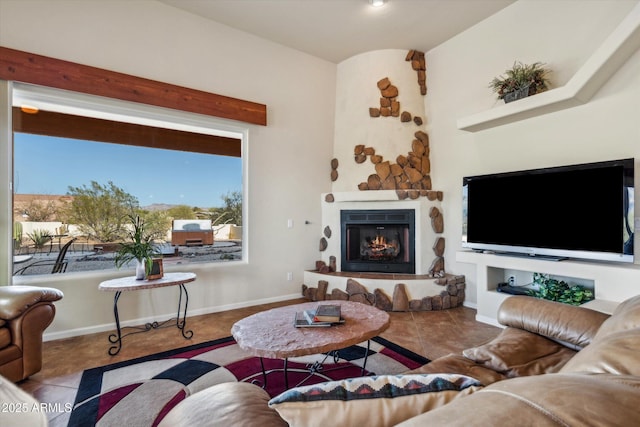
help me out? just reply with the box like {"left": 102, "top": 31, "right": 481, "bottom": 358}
{"left": 462, "top": 158, "right": 635, "bottom": 263}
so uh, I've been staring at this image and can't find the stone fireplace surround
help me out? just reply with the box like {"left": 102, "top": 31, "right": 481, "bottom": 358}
{"left": 302, "top": 191, "right": 466, "bottom": 311}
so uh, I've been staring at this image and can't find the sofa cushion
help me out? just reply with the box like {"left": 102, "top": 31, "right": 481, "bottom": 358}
{"left": 406, "top": 354, "right": 506, "bottom": 386}
{"left": 593, "top": 294, "right": 640, "bottom": 339}
{"left": 560, "top": 328, "right": 640, "bottom": 375}
{"left": 268, "top": 373, "right": 481, "bottom": 427}
{"left": 396, "top": 373, "right": 640, "bottom": 427}
{"left": 462, "top": 327, "right": 576, "bottom": 377}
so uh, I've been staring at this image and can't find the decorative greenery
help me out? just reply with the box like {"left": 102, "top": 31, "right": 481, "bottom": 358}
{"left": 527, "top": 273, "right": 594, "bottom": 306}
{"left": 65, "top": 180, "right": 139, "bottom": 242}
{"left": 22, "top": 199, "right": 58, "bottom": 222}
{"left": 114, "top": 214, "right": 160, "bottom": 274}
{"left": 13, "top": 222, "right": 23, "bottom": 251}
{"left": 489, "top": 61, "right": 551, "bottom": 100}
{"left": 27, "top": 229, "right": 52, "bottom": 249}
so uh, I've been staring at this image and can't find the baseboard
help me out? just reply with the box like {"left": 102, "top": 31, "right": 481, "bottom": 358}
{"left": 475, "top": 314, "right": 504, "bottom": 328}
{"left": 462, "top": 300, "right": 477, "bottom": 309}
{"left": 43, "top": 292, "right": 302, "bottom": 341}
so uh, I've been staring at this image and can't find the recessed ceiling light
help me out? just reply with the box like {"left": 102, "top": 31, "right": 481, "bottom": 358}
{"left": 369, "top": 0, "right": 387, "bottom": 7}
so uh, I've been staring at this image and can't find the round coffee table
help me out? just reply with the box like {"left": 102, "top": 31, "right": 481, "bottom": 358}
{"left": 231, "top": 300, "right": 390, "bottom": 389}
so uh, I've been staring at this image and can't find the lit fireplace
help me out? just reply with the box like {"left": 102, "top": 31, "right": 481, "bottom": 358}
{"left": 341, "top": 209, "right": 415, "bottom": 274}
{"left": 362, "top": 233, "right": 400, "bottom": 260}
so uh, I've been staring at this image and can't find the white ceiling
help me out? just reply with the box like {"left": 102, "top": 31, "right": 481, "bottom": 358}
{"left": 159, "top": 0, "right": 515, "bottom": 63}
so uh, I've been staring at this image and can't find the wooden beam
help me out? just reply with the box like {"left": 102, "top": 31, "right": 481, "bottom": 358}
{"left": 0, "top": 46, "right": 267, "bottom": 126}
{"left": 13, "top": 108, "right": 241, "bottom": 157}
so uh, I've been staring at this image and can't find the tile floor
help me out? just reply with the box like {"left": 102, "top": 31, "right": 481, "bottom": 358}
{"left": 18, "top": 298, "right": 500, "bottom": 426}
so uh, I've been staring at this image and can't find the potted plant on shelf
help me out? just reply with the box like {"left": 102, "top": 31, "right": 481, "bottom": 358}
{"left": 115, "top": 214, "right": 160, "bottom": 280}
{"left": 527, "top": 273, "right": 594, "bottom": 306}
{"left": 489, "top": 61, "right": 551, "bottom": 103}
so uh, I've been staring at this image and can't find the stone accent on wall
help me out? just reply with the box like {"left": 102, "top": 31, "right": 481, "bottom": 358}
{"left": 405, "top": 49, "right": 427, "bottom": 95}
{"left": 430, "top": 207, "right": 444, "bottom": 233}
{"left": 369, "top": 77, "right": 401, "bottom": 118}
{"left": 319, "top": 237, "right": 328, "bottom": 251}
{"left": 354, "top": 130, "right": 433, "bottom": 198}
{"left": 330, "top": 158, "right": 339, "bottom": 182}
{"left": 301, "top": 275, "right": 466, "bottom": 312}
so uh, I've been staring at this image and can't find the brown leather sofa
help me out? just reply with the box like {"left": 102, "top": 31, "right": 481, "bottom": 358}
{"left": 0, "top": 285, "right": 63, "bottom": 382}
{"left": 160, "top": 294, "right": 640, "bottom": 426}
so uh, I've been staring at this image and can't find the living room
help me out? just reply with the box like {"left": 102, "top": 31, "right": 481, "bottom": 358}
{"left": 1, "top": 0, "right": 637, "bottom": 341}
{"left": 1, "top": 0, "right": 640, "bottom": 425}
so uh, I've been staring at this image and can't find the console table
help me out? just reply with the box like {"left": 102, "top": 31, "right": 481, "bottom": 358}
{"left": 99, "top": 272, "right": 196, "bottom": 355}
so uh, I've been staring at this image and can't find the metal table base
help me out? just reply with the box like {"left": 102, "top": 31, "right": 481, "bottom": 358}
{"left": 253, "top": 339, "right": 372, "bottom": 391}
{"left": 107, "top": 283, "right": 193, "bottom": 355}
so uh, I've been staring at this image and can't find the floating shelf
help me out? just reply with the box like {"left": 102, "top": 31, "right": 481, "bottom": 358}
{"left": 457, "top": 3, "right": 640, "bottom": 132}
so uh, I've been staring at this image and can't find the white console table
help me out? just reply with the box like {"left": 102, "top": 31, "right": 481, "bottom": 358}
{"left": 457, "top": 251, "right": 640, "bottom": 326}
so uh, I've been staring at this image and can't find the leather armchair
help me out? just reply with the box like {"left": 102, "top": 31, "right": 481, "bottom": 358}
{"left": 0, "top": 286, "right": 63, "bottom": 382}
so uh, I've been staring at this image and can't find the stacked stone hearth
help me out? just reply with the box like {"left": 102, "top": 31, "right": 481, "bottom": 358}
{"left": 301, "top": 275, "right": 466, "bottom": 312}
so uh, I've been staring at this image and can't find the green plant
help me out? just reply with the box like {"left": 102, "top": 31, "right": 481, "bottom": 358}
{"left": 65, "top": 180, "right": 139, "bottom": 242}
{"left": 114, "top": 214, "right": 160, "bottom": 274}
{"left": 24, "top": 199, "right": 60, "bottom": 222}
{"left": 527, "top": 273, "right": 594, "bottom": 306}
{"left": 13, "top": 222, "right": 23, "bottom": 251}
{"left": 489, "top": 61, "right": 550, "bottom": 100}
{"left": 27, "top": 229, "right": 52, "bottom": 249}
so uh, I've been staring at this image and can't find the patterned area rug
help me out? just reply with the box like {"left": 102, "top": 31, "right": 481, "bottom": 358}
{"left": 68, "top": 336, "right": 429, "bottom": 427}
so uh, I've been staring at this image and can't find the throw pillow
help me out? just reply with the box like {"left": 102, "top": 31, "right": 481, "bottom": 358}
{"left": 267, "top": 373, "right": 481, "bottom": 427}
{"left": 463, "top": 327, "right": 576, "bottom": 377}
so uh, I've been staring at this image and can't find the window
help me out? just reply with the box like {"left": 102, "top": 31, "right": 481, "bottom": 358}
{"left": 11, "top": 83, "right": 246, "bottom": 277}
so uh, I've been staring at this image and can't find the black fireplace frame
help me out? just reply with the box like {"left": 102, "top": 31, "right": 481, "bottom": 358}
{"left": 340, "top": 209, "right": 416, "bottom": 274}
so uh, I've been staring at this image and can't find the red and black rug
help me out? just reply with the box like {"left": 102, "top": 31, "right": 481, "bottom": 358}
{"left": 68, "top": 335, "right": 429, "bottom": 427}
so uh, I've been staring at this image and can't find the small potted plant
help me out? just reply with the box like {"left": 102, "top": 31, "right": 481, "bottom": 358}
{"left": 115, "top": 214, "right": 160, "bottom": 280}
{"left": 489, "top": 61, "right": 551, "bottom": 103}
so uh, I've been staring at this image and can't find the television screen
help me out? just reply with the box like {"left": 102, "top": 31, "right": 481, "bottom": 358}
{"left": 462, "top": 158, "right": 634, "bottom": 263}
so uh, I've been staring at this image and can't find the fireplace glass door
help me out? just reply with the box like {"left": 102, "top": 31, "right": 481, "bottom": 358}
{"left": 341, "top": 210, "right": 415, "bottom": 274}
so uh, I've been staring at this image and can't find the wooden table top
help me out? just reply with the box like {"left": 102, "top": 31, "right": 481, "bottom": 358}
{"left": 98, "top": 272, "right": 196, "bottom": 292}
{"left": 231, "top": 300, "right": 390, "bottom": 359}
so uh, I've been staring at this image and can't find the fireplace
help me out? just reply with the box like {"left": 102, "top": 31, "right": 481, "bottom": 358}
{"left": 341, "top": 209, "right": 415, "bottom": 274}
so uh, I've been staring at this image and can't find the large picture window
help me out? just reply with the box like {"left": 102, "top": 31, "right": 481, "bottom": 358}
{"left": 11, "top": 83, "right": 246, "bottom": 277}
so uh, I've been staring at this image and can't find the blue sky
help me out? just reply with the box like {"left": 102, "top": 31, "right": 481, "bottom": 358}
{"left": 14, "top": 133, "right": 242, "bottom": 208}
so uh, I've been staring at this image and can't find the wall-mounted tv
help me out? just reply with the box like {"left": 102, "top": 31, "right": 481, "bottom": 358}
{"left": 462, "top": 158, "right": 634, "bottom": 263}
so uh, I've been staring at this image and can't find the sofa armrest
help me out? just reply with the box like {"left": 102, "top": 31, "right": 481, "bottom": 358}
{"left": 497, "top": 296, "right": 610, "bottom": 350}
{"left": 0, "top": 286, "right": 63, "bottom": 321}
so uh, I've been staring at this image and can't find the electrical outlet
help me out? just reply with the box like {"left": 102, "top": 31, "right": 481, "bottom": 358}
{"left": 287, "top": 272, "right": 293, "bottom": 281}
{"left": 508, "top": 275, "right": 516, "bottom": 286}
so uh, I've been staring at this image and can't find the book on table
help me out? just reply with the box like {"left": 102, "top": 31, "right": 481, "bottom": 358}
{"left": 294, "top": 311, "right": 332, "bottom": 328}
{"left": 313, "top": 304, "right": 341, "bottom": 323}
{"left": 294, "top": 307, "right": 345, "bottom": 328}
